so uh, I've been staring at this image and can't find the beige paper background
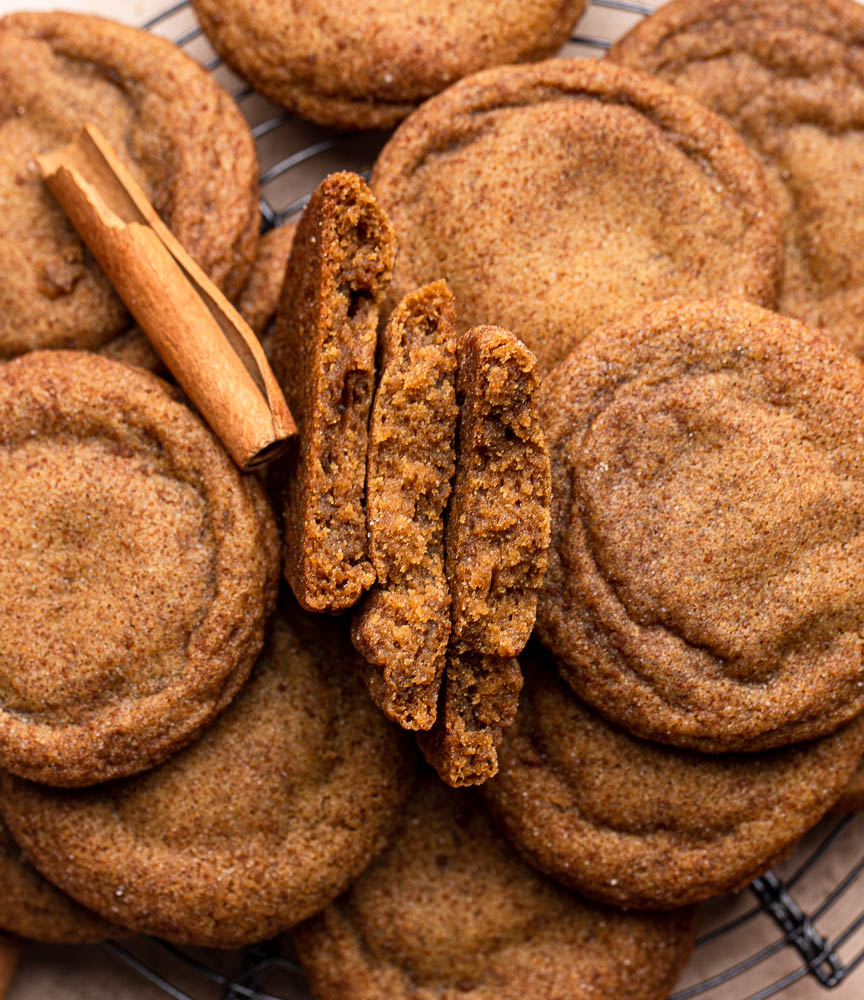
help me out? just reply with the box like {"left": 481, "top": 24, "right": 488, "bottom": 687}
{"left": 3, "top": 1, "right": 864, "bottom": 998}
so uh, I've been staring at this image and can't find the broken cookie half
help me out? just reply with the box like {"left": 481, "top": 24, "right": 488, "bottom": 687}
{"left": 352, "top": 280, "right": 459, "bottom": 730}
{"left": 272, "top": 172, "right": 396, "bottom": 613}
{"left": 419, "top": 324, "right": 551, "bottom": 786}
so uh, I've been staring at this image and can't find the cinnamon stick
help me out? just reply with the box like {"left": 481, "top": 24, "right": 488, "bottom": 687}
{"left": 0, "top": 936, "right": 20, "bottom": 1000}
{"left": 38, "top": 123, "right": 295, "bottom": 471}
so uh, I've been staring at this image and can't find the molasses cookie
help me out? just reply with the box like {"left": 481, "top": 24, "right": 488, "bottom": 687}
{"left": 610, "top": 0, "right": 864, "bottom": 357}
{"left": 0, "top": 818, "right": 118, "bottom": 943}
{"left": 0, "top": 599, "right": 414, "bottom": 949}
{"left": 0, "top": 351, "right": 279, "bottom": 787}
{"left": 483, "top": 656, "right": 864, "bottom": 910}
{"left": 371, "top": 58, "right": 782, "bottom": 373}
{"left": 293, "top": 776, "right": 697, "bottom": 1000}
{"left": 352, "top": 281, "right": 458, "bottom": 731}
{"left": 538, "top": 297, "right": 864, "bottom": 753}
{"left": 273, "top": 172, "right": 396, "bottom": 613}
{"left": 0, "top": 12, "right": 259, "bottom": 360}
{"left": 190, "top": 0, "right": 588, "bottom": 131}
{"left": 418, "top": 326, "right": 550, "bottom": 786}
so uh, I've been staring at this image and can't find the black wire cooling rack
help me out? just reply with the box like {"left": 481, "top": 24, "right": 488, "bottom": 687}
{"left": 23, "top": 2, "right": 861, "bottom": 998}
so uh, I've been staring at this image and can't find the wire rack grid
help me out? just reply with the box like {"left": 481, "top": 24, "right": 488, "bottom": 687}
{"left": 53, "top": 2, "right": 863, "bottom": 999}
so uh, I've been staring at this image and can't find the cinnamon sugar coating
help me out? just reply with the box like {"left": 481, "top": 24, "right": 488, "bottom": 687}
{"left": 273, "top": 172, "right": 396, "bottom": 613}
{"left": 538, "top": 297, "right": 864, "bottom": 753}
{"left": 294, "top": 776, "right": 697, "bottom": 1000}
{"left": 0, "top": 818, "right": 119, "bottom": 943}
{"left": 484, "top": 656, "right": 864, "bottom": 910}
{"left": 0, "top": 351, "right": 279, "bottom": 787}
{"left": 371, "top": 58, "right": 782, "bottom": 373}
{"left": 420, "top": 326, "right": 550, "bottom": 786}
{"left": 609, "top": 0, "right": 864, "bottom": 357}
{"left": 352, "top": 281, "right": 458, "bottom": 731}
{"left": 190, "top": 0, "right": 587, "bottom": 130}
{"left": 0, "top": 600, "right": 414, "bottom": 949}
{"left": 0, "top": 11, "right": 259, "bottom": 359}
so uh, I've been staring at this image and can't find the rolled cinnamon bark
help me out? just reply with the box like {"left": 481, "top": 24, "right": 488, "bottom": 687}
{"left": 38, "top": 123, "right": 295, "bottom": 471}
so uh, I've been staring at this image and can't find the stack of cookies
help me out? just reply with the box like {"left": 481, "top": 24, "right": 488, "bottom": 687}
{"left": 3, "top": 2, "right": 864, "bottom": 999}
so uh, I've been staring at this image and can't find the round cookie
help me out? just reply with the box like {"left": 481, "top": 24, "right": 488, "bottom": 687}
{"left": 293, "top": 776, "right": 696, "bottom": 1000}
{"left": 483, "top": 656, "right": 864, "bottom": 910}
{"left": 609, "top": 0, "right": 864, "bottom": 358}
{"left": 0, "top": 350, "right": 279, "bottom": 787}
{"left": 0, "top": 818, "right": 118, "bottom": 943}
{"left": 537, "top": 296, "right": 864, "bottom": 753}
{"left": 371, "top": 58, "right": 782, "bottom": 373}
{"left": 190, "top": 0, "right": 587, "bottom": 131}
{"left": 0, "top": 11, "right": 260, "bottom": 359}
{"left": 0, "top": 600, "right": 414, "bottom": 949}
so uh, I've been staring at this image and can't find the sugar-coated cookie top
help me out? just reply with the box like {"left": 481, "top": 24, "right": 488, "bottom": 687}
{"left": 609, "top": 0, "right": 864, "bottom": 356}
{"left": 295, "top": 776, "right": 696, "bottom": 1000}
{"left": 0, "top": 600, "right": 414, "bottom": 948}
{"left": 372, "top": 58, "right": 782, "bottom": 372}
{"left": 0, "top": 350, "right": 279, "bottom": 786}
{"left": 539, "top": 296, "right": 864, "bottom": 752}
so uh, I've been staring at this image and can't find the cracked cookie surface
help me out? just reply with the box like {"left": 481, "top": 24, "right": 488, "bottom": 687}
{"left": 538, "top": 297, "right": 864, "bottom": 752}
{"left": 0, "top": 351, "right": 279, "bottom": 786}
{"left": 190, "top": 0, "right": 588, "bottom": 130}
{"left": 610, "top": 0, "right": 864, "bottom": 357}
{"left": 0, "top": 599, "right": 414, "bottom": 949}
{"left": 294, "top": 775, "right": 696, "bottom": 1000}
{"left": 484, "top": 655, "right": 864, "bottom": 909}
{"left": 372, "top": 58, "right": 782, "bottom": 373}
{"left": 0, "top": 817, "right": 119, "bottom": 943}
